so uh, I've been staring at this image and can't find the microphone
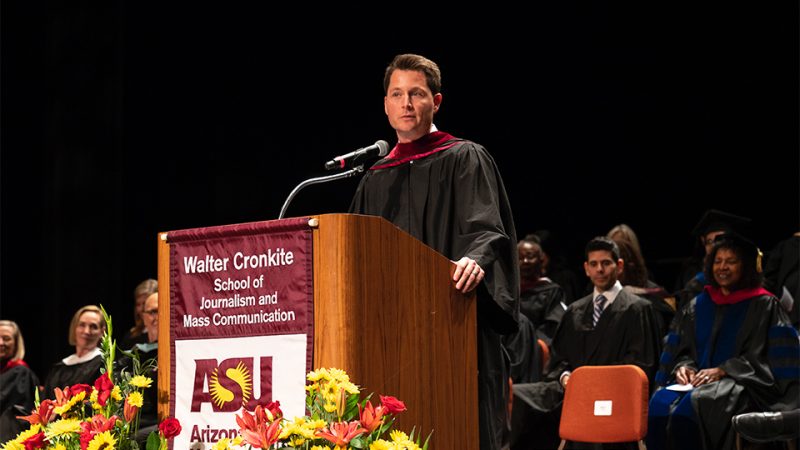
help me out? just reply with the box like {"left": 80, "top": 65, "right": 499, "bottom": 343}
{"left": 324, "top": 140, "right": 390, "bottom": 170}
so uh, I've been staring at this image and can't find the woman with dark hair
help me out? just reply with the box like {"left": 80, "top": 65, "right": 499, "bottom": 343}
{"left": 647, "top": 234, "right": 799, "bottom": 450}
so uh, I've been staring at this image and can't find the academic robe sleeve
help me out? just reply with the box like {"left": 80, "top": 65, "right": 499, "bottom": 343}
{"left": 450, "top": 144, "right": 519, "bottom": 333}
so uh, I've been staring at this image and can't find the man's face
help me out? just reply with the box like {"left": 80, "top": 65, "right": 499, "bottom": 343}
{"left": 384, "top": 70, "right": 441, "bottom": 143}
{"left": 584, "top": 250, "right": 623, "bottom": 292}
{"left": 142, "top": 293, "right": 159, "bottom": 341}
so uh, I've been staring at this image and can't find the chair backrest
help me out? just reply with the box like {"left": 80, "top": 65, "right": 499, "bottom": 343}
{"left": 537, "top": 338, "right": 550, "bottom": 372}
{"left": 559, "top": 365, "right": 649, "bottom": 444}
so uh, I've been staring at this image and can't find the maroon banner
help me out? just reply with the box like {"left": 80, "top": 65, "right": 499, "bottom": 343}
{"left": 168, "top": 218, "right": 313, "bottom": 340}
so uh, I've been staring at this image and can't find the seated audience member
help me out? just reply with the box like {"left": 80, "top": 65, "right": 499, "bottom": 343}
{"left": 121, "top": 278, "right": 158, "bottom": 349}
{"left": 674, "top": 209, "right": 751, "bottom": 306}
{"left": 0, "top": 320, "right": 39, "bottom": 443}
{"left": 763, "top": 231, "right": 799, "bottom": 328}
{"left": 43, "top": 305, "right": 106, "bottom": 398}
{"left": 533, "top": 229, "right": 582, "bottom": 305}
{"left": 517, "top": 234, "right": 567, "bottom": 343}
{"left": 607, "top": 223, "right": 645, "bottom": 263}
{"left": 614, "top": 238, "right": 675, "bottom": 339}
{"left": 648, "top": 233, "right": 799, "bottom": 450}
{"left": 510, "top": 237, "right": 661, "bottom": 450}
{"left": 118, "top": 292, "right": 159, "bottom": 445}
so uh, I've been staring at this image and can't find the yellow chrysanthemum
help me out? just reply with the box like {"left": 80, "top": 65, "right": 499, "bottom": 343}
{"left": 327, "top": 368, "right": 350, "bottom": 382}
{"left": 88, "top": 388, "right": 103, "bottom": 410}
{"left": 111, "top": 385, "right": 122, "bottom": 402}
{"left": 340, "top": 380, "right": 359, "bottom": 395}
{"left": 279, "top": 417, "right": 318, "bottom": 440}
{"left": 1, "top": 441, "right": 24, "bottom": 450}
{"left": 306, "top": 368, "right": 331, "bottom": 382}
{"left": 232, "top": 436, "right": 243, "bottom": 446}
{"left": 46, "top": 418, "right": 82, "bottom": 437}
{"left": 212, "top": 438, "right": 231, "bottom": 450}
{"left": 369, "top": 440, "right": 395, "bottom": 450}
{"left": 310, "top": 446, "right": 332, "bottom": 450}
{"left": 288, "top": 436, "right": 306, "bottom": 446}
{"left": 390, "top": 430, "right": 411, "bottom": 444}
{"left": 129, "top": 375, "right": 153, "bottom": 388}
{"left": 86, "top": 430, "right": 117, "bottom": 450}
{"left": 126, "top": 391, "right": 144, "bottom": 408}
{"left": 47, "top": 444, "right": 67, "bottom": 450}
{"left": 53, "top": 391, "right": 86, "bottom": 415}
{"left": 323, "top": 401, "right": 337, "bottom": 413}
{"left": 12, "top": 424, "right": 41, "bottom": 442}
{"left": 307, "top": 419, "right": 327, "bottom": 430}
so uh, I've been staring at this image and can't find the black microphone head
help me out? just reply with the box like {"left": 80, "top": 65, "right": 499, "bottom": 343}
{"left": 375, "top": 140, "right": 390, "bottom": 157}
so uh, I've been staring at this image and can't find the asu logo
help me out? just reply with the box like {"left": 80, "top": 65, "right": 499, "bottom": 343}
{"left": 191, "top": 357, "right": 272, "bottom": 412}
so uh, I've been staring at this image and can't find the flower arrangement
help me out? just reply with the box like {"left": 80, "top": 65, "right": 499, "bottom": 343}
{"left": 1, "top": 306, "right": 181, "bottom": 450}
{"left": 2, "top": 307, "right": 430, "bottom": 450}
{"left": 212, "top": 367, "right": 431, "bottom": 450}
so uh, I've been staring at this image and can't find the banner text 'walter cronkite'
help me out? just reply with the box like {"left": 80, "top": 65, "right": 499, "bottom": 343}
{"left": 167, "top": 218, "right": 313, "bottom": 448}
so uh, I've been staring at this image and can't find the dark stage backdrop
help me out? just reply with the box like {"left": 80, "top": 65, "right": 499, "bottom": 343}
{"left": 2, "top": 3, "right": 798, "bottom": 380}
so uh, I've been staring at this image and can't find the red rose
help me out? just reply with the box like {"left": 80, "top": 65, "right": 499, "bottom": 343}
{"left": 93, "top": 373, "right": 114, "bottom": 406}
{"left": 265, "top": 400, "right": 282, "bottom": 419}
{"left": 159, "top": 417, "right": 182, "bottom": 439}
{"left": 379, "top": 395, "right": 407, "bottom": 414}
{"left": 22, "top": 431, "right": 46, "bottom": 450}
{"left": 67, "top": 384, "right": 92, "bottom": 399}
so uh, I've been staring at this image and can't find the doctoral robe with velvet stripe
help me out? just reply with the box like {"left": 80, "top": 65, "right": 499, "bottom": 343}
{"left": 349, "top": 133, "right": 519, "bottom": 450}
{"left": 648, "top": 291, "right": 799, "bottom": 450}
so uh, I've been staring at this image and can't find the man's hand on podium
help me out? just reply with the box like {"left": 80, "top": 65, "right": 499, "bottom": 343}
{"left": 453, "top": 257, "right": 484, "bottom": 294}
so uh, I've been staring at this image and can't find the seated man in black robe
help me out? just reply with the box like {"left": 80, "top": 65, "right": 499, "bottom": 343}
{"left": 510, "top": 237, "right": 661, "bottom": 450}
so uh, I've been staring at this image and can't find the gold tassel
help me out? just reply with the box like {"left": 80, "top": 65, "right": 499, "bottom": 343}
{"left": 756, "top": 248, "right": 763, "bottom": 273}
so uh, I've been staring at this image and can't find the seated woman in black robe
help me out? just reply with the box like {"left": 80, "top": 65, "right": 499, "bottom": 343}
{"left": 517, "top": 235, "right": 567, "bottom": 344}
{"left": 648, "top": 233, "right": 799, "bottom": 450}
{"left": 43, "top": 305, "right": 106, "bottom": 397}
{"left": 0, "top": 320, "right": 39, "bottom": 443}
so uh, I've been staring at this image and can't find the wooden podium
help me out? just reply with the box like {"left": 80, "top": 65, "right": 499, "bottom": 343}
{"left": 157, "top": 214, "right": 478, "bottom": 449}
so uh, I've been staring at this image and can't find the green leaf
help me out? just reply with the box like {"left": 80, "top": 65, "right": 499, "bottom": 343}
{"left": 145, "top": 430, "right": 161, "bottom": 450}
{"left": 349, "top": 435, "right": 366, "bottom": 448}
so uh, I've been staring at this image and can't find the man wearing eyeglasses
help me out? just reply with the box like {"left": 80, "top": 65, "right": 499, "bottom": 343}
{"left": 141, "top": 293, "right": 159, "bottom": 344}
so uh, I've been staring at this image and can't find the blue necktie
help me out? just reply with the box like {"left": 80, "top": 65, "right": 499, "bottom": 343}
{"left": 593, "top": 294, "right": 607, "bottom": 327}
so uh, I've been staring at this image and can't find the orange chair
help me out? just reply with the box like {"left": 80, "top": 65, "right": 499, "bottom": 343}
{"left": 557, "top": 365, "right": 649, "bottom": 450}
{"left": 537, "top": 338, "right": 550, "bottom": 373}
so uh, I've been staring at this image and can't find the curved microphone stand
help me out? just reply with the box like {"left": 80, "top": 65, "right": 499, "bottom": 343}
{"left": 278, "top": 165, "right": 364, "bottom": 219}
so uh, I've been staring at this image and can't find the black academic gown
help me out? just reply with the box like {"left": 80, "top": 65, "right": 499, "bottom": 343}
{"left": 648, "top": 289, "right": 800, "bottom": 450}
{"left": 350, "top": 134, "right": 519, "bottom": 450}
{"left": 0, "top": 361, "right": 39, "bottom": 443}
{"left": 503, "top": 314, "right": 542, "bottom": 384}
{"left": 764, "top": 235, "right": 800, "bottom": 327}
{"left": 43, "top": 353, "right": 104, "bottom": 399}
{"left": 510, "top": 290, "right": 661, "bottom": 450}
{"left": 520, "top": 282, "right": 566, "bottom": 344}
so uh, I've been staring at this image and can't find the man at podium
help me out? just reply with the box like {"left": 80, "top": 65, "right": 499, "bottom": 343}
{"left": 350, "top": 53, "right": 520, "bottom": 450}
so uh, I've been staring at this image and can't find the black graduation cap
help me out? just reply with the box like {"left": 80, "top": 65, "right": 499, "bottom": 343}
{"left": 711, "top": 232, "right": 763, "bottom": 271}
{"left": 691, "top": 209, "right": 752, "bottom": 237}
